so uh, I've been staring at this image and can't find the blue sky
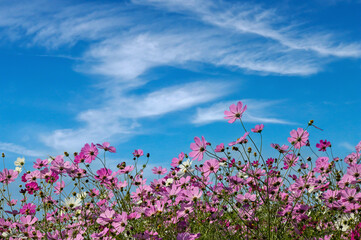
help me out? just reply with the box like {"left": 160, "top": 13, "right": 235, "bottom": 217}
{"left": 0, "top": 0, "right": 360, "bottom": 174}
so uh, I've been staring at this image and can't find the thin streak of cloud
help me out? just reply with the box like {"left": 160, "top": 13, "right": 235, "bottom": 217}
{"left": 135, "top": 0, "right": 361, "bottom": 58}
{"left": 41, "top": 81, "right": 231, "bottom": 152}
{"left": 0, "top": 142, "right": 46, "bottom": 157}
{"left": 339, "top": 142, "right": 356, "bottom": 152}
{"left": 192, "top": 100, "right": 293, "bottom": 125}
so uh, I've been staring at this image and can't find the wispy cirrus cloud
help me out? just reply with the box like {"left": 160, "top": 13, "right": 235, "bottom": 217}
{"left": 0, "top": 0, "right": 360, "bottom": 153}
{"left": 40, "top": 81, "right": 231, "bottom": 152}
{"left": 134, "top": 0, "right": 361, "bottom": 58}
{"left": 0, "top": 142, "right": 46, "bottom": 157}
{"left": 192, "top": 99, "right": 294, "bottom": 125}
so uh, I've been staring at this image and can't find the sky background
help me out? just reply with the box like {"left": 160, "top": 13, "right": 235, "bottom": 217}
{"left": 0, "top": 0, "right": 360, "bottom": 176}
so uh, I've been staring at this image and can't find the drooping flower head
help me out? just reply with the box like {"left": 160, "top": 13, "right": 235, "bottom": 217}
{"left": 224, "top": 101, "right": 247, "bottom": 123}
{"left": 251, "top": 124, "right": 264, "bottom": 133}
{"left": 96, "top": 142, "right": 116, "bottom": 153}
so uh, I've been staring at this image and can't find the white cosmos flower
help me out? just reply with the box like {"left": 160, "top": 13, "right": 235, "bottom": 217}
{"left": 237, "top": 171, "right": 248, "bottom": 179}
{"left": 165, "top": 178, "right": 174, "bottom": 186}
{"left": 14, "top": 157, "right": 25, "bottom": 167}
{"left": 177, "top": 159, "right": 194, "bottom": 177}
{"left": 15, "top": 167, "right": 22, "bottom": 173}
{"left": 63, "top": 197, "right": 82, "bottom": 209}
{"left": 76, "top": 191, "right": 87, "bottom": 201}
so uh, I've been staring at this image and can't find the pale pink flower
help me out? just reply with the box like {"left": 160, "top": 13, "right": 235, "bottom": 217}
{"left": 251, "top": 124, "right": 264, "bottom": 133}
{"left": 214, "top": 143, "right": 225, "bottom": 152}
{"left": 224, "top": 101, "right": 247, "bottom": 123}
{"left": 202, "top": 159, "right": 220, "bottom": 178}
{"left": 133, "top": 149, "right": 144, "bottom": 158}
{"left": 152, "top": 166, "right": 167, "bottom": 175}
{"left": 0, "top": 168, "right": 18, "bottom": 184}
{"left": 288, "top": 128, "right": 309, "bottom": 149}
{"left": 189, "top": 136, "right": 207, "bottom": 161}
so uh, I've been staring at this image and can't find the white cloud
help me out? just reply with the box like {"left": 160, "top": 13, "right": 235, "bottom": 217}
{"left": 135, "top": 0, "right": 361, "bottom": 58}
{"left": 41, "top": 81, "right": 231, "bottom": 152}
{"left": 192, "top": 99, "right": 293, "bottom": 125}
{"left": 0, "top": 0, "right": 358, "bottom": 153}
{"left": 0, "top": 142, "right": 46, "bottom": 158}
{"left": 339, "top": 142, "right": 356, "bottom": 152}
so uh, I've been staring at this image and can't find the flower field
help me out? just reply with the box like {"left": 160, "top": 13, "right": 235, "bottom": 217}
{"left": 0, "top": 101, "right": 360, "bottom": 239}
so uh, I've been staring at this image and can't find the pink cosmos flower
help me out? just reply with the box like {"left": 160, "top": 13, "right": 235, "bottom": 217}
{"left": 0, "top": 168, "right": 18, "bottom": 184}
{"left": 284, "top": 154, "right": 299, "bottom": 170}
{"left": 7, "top": 199, "right": 17, "bottom": 207}
{"left": 96, "top": 142, "right": 116, "bottom": 153}
{"left": 171, "top": 152, "right": 185, "bottom": 167}
{"left": 214, "top": 143, "right": 225, "bottom": 152}
{"left": 20, "top": 203, "right": 37, "bottom": 215}
{"left": 54, "top": 181, "right": 65, "bottom": 195}
{"left": 133, "top": 149, "right": 144, "bottom": 158}
{"left": 112, "top": 211, "right": 128, "bottom": 234}
{"left": 251, "top": 124, "right": 264, "bottom": 133}
{"left": 152, "top": 166, "right": 167, "bottom": 175}
{"left": 288, "top": 128, "right": 309, "bottom": 149}
{"left": 202, "top": 159, "right": 220, "bottom": 178}
{"left": 228, "top": 132, "right": 249, "bottom": 146}
{"left": 177, "top": 233, "right": 201, "bottom": 240}
{"left": 347, "top": 164, "right": 361, "bottom": 179}
{"left": 20, "top": 215, "right": 38, "bottom": 227}
{"left": 25, "top": 182, "right": 40, "bottom": 195}
{"left": 44, "top": 171, "right": 59, "bottom": 184}
{"left": 189, "top": 136, "right": 207, "bottom": 161}
{"left": 33, "top": 158, "right": 49, "bottom": 169}
{"left": 184, "top": 187, "right": 203, "bottom": 202}
{"left": 224, "top": 101, "right": 247, "bottom": 123}
{"left": 345, "top": 152, "right": 360, "bottom": 166}
{"left": 50, "top": 156, "right": 71, "bottom": 174}
{"left": 316, "top": 139, "right": 331, "bottom": 152}
{"left": 271, "top": 143, "right": 289, "bottom": 153}
{"left": 81, "top": 143, "right": 99, "bottom": 163}
{"left": 74, "top": 152, "right": 86, "bottom": 164}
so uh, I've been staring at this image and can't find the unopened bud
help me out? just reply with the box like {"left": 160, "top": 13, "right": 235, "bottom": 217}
{"left": 247, "top": 147, "right": 252, "bottom": 153}
{"left": 1, "top": 153, "right": 4, "bottom": 158}
{"left": 64, "top": 152, "right": 69, "bottom": 157}
{"left": 147, "top": 153, "right": 150, "bottom": 158}
{"left": 74, "top": 152, "right": 78, "bottom": 157}
{"left": 308, "top": 120, "right": 314, "bottom": 126}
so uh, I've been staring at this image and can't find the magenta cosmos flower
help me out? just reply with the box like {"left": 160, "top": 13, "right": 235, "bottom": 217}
{"left": 316, "top": 139, "right": 331, "bottom": 152}
{"left": 288, "top": 128, "right": 309, "bottom": 149}
{"left": 20, "top": 203, "right": 37, "bottom": 215}
{"left": 189, "top": 136, "right": 207, "bottom": 161}
{"left": 224, "top": 101, "right": 247, "bottom": 123}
